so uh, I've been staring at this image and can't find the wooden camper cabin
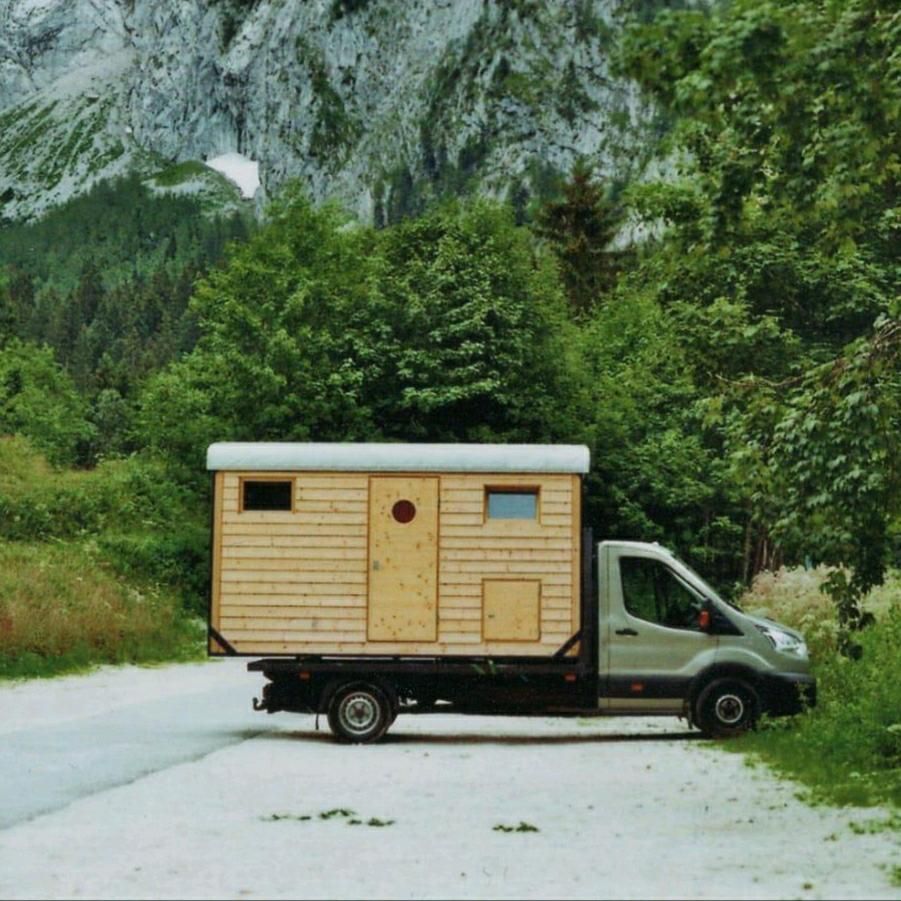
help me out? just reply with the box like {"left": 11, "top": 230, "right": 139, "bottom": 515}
{"left": 207, "top": 443, "right": 590, "bottom": 658}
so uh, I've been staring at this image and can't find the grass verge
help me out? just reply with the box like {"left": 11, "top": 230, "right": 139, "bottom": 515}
{"left": 725, "top": 569, "right": 900, "bottom": 810}
{"left": 0, "top": 437, "right": 209, "bottom": 680}
{"left": 0, "top": 541, "right": 204, "bottom": 680}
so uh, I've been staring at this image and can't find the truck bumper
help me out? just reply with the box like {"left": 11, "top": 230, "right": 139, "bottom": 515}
{"left": 760, "top": 672, "right": 817, "bottom": 717}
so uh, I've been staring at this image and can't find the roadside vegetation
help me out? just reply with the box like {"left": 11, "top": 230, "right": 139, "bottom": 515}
{"left": 0, "top": 437, "right": 205, "bottom": 678}
{"left": 0, "top": 541, "right": 200, "bottom": 679}
{"left": 735, "top": 569, "right": 900, "bottom": 808}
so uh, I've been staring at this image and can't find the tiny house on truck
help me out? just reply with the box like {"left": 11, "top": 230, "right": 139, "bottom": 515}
{"left": 207, "top": 442, "right": 816, "bottom": 743}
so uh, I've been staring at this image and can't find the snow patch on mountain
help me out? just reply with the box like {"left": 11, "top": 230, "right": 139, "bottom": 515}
{"left": 205, "top": 153, "right": 260, "bottom": 199}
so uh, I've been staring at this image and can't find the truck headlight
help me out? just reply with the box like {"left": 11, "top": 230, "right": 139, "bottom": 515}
{"left": 757, "top": 625, "right": 808, "bottom": 658}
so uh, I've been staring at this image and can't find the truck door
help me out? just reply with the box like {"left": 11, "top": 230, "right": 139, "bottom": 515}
{"left": 601, "top": 545, "right": 717, "bottom": 712}
{"left": 368, "top": 476, "right": 439, "bottom": 641}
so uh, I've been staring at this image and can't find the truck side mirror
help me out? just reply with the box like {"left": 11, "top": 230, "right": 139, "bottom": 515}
{"left": 698, "top": 608, "right": 712, "bottom": 632}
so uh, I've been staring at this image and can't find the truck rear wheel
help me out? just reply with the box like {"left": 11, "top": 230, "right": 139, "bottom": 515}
{"left": 695, "top": 678, "right": 759, "bottom": 738}
{"left": 327, "top": 683, "right": 392, "bottom": 744}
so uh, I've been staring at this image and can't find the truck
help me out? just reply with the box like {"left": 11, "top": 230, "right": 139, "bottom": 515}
{"left": 206, "top": 442, "right": 815, "bottom": 743}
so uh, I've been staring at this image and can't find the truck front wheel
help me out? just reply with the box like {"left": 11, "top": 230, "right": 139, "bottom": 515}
{"left": 695, "top": 678, "right": 759, "bottom": 738}
{"left": 327, "top": 683, "right": 393, "bottom": 744}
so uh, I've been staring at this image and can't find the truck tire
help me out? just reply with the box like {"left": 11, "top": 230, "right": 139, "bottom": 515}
{"left": 695, "top": 678, "right": 759, "bottom": 738}
{"left": 327, "top": 682, "right": 393, "bottom": 744}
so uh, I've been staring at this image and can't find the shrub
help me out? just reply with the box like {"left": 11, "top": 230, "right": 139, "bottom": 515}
{"left": 734, "top": 567, "right": 901, "bottom": 807}
{"left": 0, "top": 436, "right": 202, "bottom": 541}
{"left": 741, "top": 566, "right": 899, "bottom": 660}
{"left": 98, "top": 525, "right": 210, "bottom": 618}
{"left": 0, "top": 436, "right": 210, "bottom": 620}
{"left": 0, "top": 341, "right": 93, "bottom": 465}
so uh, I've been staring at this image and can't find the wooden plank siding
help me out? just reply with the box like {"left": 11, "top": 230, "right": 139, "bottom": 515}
{"left": 212, "top": 471, "right": 580, "bottom": 656}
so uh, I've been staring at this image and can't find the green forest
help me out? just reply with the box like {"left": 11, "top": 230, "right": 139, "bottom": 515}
{"left": 0, "top": 0, "right": 898, "bottom": 802}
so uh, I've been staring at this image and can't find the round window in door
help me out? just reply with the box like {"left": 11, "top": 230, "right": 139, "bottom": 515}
{"left": 392, "top": 500, "right": 416, "bottom": 524}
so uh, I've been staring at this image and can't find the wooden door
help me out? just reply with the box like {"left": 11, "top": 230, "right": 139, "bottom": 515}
{"left": 368, "top": 476, "right": 439, "bottom": 641}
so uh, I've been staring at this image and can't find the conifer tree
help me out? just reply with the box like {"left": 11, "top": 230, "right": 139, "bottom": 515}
{"left": 534, "top": 160, "right": 623, "bottom": 315}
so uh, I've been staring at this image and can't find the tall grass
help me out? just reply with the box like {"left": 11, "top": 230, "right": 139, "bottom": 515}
{"left": 733, "top": 567, "right": 901, "bottom": 808}
{"left": 0, "top": 435, "right": 209, "bottom": 611}
{"left": 0, "top": 436, "right": 207, "bottom": 678}
{"left": 0, "top": 543, "right": 202, "bottom": 679}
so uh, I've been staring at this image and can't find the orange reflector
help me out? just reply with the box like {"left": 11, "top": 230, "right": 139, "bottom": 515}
{"left": 564, "top": 673, "right": 577, "bottom": 683}
{"left": 630, "top": 682, "right": 644, "bottom": 693}
{"left": 299, "top": 672, "right": 311, "bottom": 681}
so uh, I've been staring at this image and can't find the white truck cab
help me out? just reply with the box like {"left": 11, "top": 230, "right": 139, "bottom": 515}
{"left": 600, "top": 541, "right": 815, "bottom": 735}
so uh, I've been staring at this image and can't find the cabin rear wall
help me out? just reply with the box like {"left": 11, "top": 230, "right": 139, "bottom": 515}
{"left": 213, "top": 471, "right": 580, "bottom": 656}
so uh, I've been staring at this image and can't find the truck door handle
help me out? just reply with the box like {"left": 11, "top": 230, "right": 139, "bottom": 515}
{"left": 615, "top": 628, "right": 639, "bottom": 636}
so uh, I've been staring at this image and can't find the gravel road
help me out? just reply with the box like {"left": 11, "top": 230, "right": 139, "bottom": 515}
{"left": 0, "top": 660, "right": 897, "bottom": 900}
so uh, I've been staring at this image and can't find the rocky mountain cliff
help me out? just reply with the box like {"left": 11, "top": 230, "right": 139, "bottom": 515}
{"left": 0, "top": 0, "right": 661, "bottom": 223}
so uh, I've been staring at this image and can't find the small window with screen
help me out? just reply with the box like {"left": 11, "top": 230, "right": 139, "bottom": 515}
{"left": 241, "top": 479, "right": 293, "bottom": 512}
{"left": 486, "top": 488, "right": 539, "bottom": 520}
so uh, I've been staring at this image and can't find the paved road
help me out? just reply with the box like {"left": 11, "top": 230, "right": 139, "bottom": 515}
{"left": 0, "top": 661, "right": 897, "bottom": 900}
{"left": 0, "top": 682, "right": 269, "bottom": 829}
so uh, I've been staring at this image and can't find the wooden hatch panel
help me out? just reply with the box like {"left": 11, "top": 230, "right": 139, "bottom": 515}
{"left": 483, "top": 579, "right": 541, "bottom": 641}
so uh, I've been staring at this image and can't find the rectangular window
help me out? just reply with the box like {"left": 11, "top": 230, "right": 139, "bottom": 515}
{"left": 486, "top": 488, "right": 538, "bottom": 520}
{"left": 241, "top": 479, "right": 293, "bottom": 512}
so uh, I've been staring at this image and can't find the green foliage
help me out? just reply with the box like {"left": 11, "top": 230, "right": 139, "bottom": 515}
{"left": 98, "top": 526, "right": 210, "bottom": 618}
{"left": 329, "top": 0, "right": 373, "bottom": 23}
{"left": 296, "top": 39, "right": 361, "bottom": 164}
{"left": 152, "top": 160, "right": 212, "bottom": 187}
{"left": 579, "top": 291, "right": 742, "bottom": 583}
{"left": 555, "top": 60, "right": 600, "bottom": 125}
{"left": 139, "top": 190, "right": 376, "bottom": 464}
{"left": 0, "top": 436, "right": 181, "bottom": 537}
{"left": 746, "top": 321, "right": 900, "bottom": 624}
{"left": 0, "top": 342, "right": 93, "bottom": 465}
{"left": 262, "top": 813, "right": 313, "bottom": 822}
{"left": 493, "top": 821, "right": 540, "bottom": 833}
{"left": 0, "top": 173, "right": 250, "bottom": 294}
{"left": 216, "top": 0, "right": 260, "bottom": 48}
{"left": 742, "top": 566, "right": 899, "bottom": 661}
{"left": 373, "top": 200, "right": 580, "bottom": 441}
{"left": 139, "top": 190, "right": 583, "bottom": 466}
{"left": 0, "top": 174, "right": 252, "bottom": 461}
{"left": 573, "top": 0, "right": 615, "bottom": 45}
{"left": 0, "top": 95, "right": 126, "bottom": 199}
{"left": 0, "top": 437, "right": 209, "bottom": 614}
{"left": 615, "top": 0, "right": 900, "bottom": 615}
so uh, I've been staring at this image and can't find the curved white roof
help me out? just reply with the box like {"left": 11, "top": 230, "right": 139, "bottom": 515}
{"left": 206, "top": 442, "right": 590, "bottom": 474}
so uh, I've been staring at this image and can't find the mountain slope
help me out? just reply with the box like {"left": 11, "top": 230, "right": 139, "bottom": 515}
{"left": 0, "top": 0, "right": 662, "bottom": 223}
